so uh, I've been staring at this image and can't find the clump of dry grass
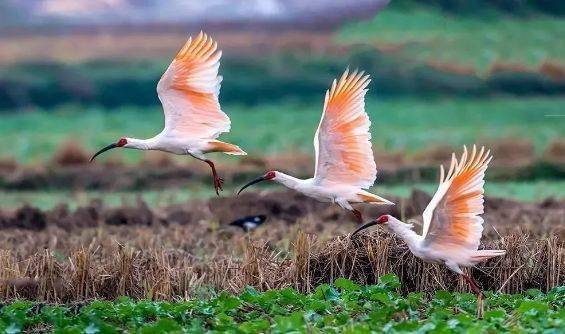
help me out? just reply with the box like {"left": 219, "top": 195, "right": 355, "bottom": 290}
{"left": 410, "top": 144, "right": 454, "bottom": 166}
{"left": 426, "top": 60, "right": 476, "bottom": 76}
{"left": 539, "top": 59, "right": 565, "bottom": 81}
{"left": 0, "top": 228, "right": 561, "bottom": 302}
{"left": 51, "top": 141, "right": 90, "bottom": 166}
{"left": 487, "top": 60, "right": 535, "bottom": 75}
{"left": 0, "top": 157, "right": 18, "bottom": 173}
{"left": 309, "top": 232, "right": 563, "bottom": 295}
{"left": 544, "top": 138, "right": 565, "bottom": 165}
{"left": 486, "top": 139, "right": 535, "bottom": 166}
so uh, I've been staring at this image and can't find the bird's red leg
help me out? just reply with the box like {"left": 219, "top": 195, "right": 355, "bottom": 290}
{"left": 462, "top": 274, "right": 484, "bottom": 318}
{"left": 351, "top": 209, "right": 363, "bottom": 223}
{"left": 204, "top": 159, "right": 223, "bottom": 195}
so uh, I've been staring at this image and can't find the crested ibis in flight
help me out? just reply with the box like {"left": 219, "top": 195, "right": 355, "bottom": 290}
{"left": 351, "top": 145, "right": 505, "bottom": 317}
{"left": 238, "top": 69, "right": 393, "bottom": 222}
{"left": 90, "top": 32, "right": 246, "bottom": 195}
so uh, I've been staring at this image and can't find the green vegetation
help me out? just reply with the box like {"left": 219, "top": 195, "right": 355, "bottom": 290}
{"left": 2, "top": 181, "right": 563, "bottom": 210}
{"left": 3, "top": 8, "right": 565, "bottom": 111}
{"left": 338, "top": 8, "right": 565, "bottom": 71}
{"left": 380, "top": 180, "right": 565, "bottom": 203}
{"left": 1, "top": 276, "right": 563, "bottom": 333}
{"left": 0, "top": 187, "right": 213, "bottom": 211}
{"left": 2, "top": 97, "right": 562, "bottom": 164}
{"left": 391, "top": 0, "right": 565, "bottom": 16}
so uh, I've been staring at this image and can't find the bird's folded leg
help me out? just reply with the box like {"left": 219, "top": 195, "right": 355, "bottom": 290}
{"left": 205, "top": 159, "right": 224, "bottom": 195}
{"left": 463, "top": 274, "right": 484, "bottom": 319}
{"left": 476, "top": 293, "right": 484, "bottom": 319}
{"left": 351, "top": 209, "right": 363, "bottom": 224}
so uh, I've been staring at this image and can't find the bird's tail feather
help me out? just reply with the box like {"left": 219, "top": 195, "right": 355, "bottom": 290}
{"left": 471, "top": 250, "right": 506, "bottom": 262}
{"left": 357, "top": 190, "right": 394, "bottom": 205}
{"left": 207, "top": 140, "right": 247, "bottom": 155}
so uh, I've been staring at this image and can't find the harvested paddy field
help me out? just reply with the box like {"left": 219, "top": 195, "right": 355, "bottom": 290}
{"left": 0, "top": 190, "right": 563, "bottom": 302}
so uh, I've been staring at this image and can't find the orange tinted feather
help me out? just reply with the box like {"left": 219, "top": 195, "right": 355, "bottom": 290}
{"left": 314, "top": 69, "right": 376, "bottom": 189}
{"left": 157, "top": 32, "right": 230, "bottom": 140}
{"left": 423, "top": 146, "right": 492, "bottom": 252}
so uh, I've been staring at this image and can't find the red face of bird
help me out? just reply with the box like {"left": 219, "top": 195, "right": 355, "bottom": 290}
{"left": 237, "top": 171, "right": 276, "bottom": 195}
{"left": 375, "top": 215, "right": 389, "bottom": 224}
{"left": 350, "top": 214, "right": 390, "bottom": 237}
{"left": 90, "top": 137, "right": 128, "bottom": 162}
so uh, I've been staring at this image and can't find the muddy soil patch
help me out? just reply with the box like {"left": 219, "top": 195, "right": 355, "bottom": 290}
{"left": 0, "top": 190, "right": 563, "bottom": 239}
{"left": 1, "top": 143, "right": 563, "bottom": 191}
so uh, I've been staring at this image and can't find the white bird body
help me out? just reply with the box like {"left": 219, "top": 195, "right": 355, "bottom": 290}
{"left": 238, "top": 70, "right": 393, "bottom": 221}
{"left": 380, "top": 215, "right": 503, "bottom": 271}
{"left": 90, "top": 32, "right": 246, "bottom": 194}
{"left": 271, "top": 172, "right": 387, "bottom": 209}
{"left": 352, "top": 146, "right": 505, "bottom": 316}
{"left": 122, "top": 133, "right": 227, "bottom": 157}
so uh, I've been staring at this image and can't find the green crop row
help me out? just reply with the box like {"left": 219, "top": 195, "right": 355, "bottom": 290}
{"left": 337, "top": 8, "right": 565, "bottom": 71}
{"left": 1, "top": 47, "right": 563, "bottom": 111}
{"left": 2, "top": 96, "right": 563, "bottom": 164}
{"left": 2, "top": 181, "right": 564, "bottom": 210}
{"left": 1, "top": 275, "right": 563, "bottom": 333}
{"left": 390, "top": 0, "right": 565, "bottom": 16}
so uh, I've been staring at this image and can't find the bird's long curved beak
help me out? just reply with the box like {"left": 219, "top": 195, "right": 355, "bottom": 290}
{"left": 90, "top": 143, "right": 118, "bottom": 162}
{"left": 350, "top": 220, "right": 379, "bottom": 237}
{"left": 237, "top": 176, "right": 267, "bottom": 195}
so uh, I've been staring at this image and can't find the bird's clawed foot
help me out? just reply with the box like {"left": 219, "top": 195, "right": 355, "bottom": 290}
{"left": 351, "top": 209, "right": 363, "bottom": 224}
{"left": 213, "top": 175, "right": 224, "bottom": 195}
{"left": 205, "top": 159, "right": 223, "bottom": 196}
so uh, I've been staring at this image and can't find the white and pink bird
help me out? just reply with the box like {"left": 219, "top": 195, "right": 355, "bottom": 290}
{"left": 90, "top": 32, "right": 246, "bottom": 195}
{"left": 352, "top": 145, "right": 505, "bottom": 316}
{"left": 238, "top": 69, "right": 393, "bottom": 222}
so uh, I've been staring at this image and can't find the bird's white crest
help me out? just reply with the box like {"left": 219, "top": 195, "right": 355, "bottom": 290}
{"left": 313, "top": 69, "right": 377, "bottom": 189}
{"left": 157, "top": 31, "right": 231, "bottom": 140}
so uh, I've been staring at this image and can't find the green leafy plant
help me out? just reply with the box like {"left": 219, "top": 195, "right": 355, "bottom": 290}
{"left": 0, "top": 275, "right": 562, "bottom": 333}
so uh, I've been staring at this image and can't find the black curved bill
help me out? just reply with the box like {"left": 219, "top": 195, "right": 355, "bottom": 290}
{"left": 237, "top": 176, "right": 266, "bottom": 195}
{"left": 90, "top": 143, "right": 118, "bottom": 162}
{"left": 350, "top": 220, "right": 379, "bottom": 237}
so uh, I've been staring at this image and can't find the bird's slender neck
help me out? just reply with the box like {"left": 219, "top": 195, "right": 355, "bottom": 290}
{"left": 125, "top": 137, "right": 156, "bottom": 150}
{"left": 274, "top": 172, "right": 304, "bottom": 190}
{"left": 386, "top": 217, "right": 422, "bottom": 251}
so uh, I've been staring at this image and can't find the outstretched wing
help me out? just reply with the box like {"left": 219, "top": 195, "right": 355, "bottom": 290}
{"left": 313, "top": 69, "right": 376, "bottom": 189}
{"left": 422, "top": 145, "right": 492, "bottom": 254}
{"left": 157, "top": 32, "right": 230, "bottom": 139}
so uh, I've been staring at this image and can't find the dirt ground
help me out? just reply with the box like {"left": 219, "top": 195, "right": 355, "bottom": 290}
{"left": 0, "top": 189, "right": 563, "bottom": 236}
{"left": 0, "top": 190, "right": 563, "bottom": 302}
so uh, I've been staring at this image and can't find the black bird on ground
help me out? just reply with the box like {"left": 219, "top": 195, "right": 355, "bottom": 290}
{"left": 229, "top": 215, "right": 267, "bottom": 232}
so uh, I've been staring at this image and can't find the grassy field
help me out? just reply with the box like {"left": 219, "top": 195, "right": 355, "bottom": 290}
{"left": 2, "top": 96, "right": 563, "bottom": 165}
{"left": 2, "top": 181, "right": 563, "bottom": 210}
{"left": 337, "top": 8, "right": 565, "bottom": 71}
{"left": 1, "top": 277, "right": 563, "bottom": 333}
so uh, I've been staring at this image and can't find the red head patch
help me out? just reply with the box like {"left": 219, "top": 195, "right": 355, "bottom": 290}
{"left": 264, "top": 171, "right": 276, "bottom": 180}
{"left": 116, "top": 137, "right": 128, "bottom": 147}
{"left": 376, "top": 215, "right": 389, "bottom": 224}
